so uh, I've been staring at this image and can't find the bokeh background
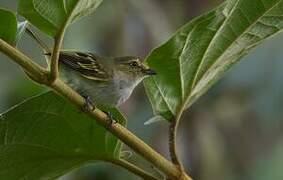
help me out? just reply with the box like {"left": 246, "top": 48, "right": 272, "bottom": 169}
{"left": 1, "top": 0, "right": 283, "bottom": 179}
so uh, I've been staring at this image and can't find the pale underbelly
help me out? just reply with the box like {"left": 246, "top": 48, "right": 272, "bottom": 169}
{"left": 60, "top": 65, "right": 136, "bottom": 107}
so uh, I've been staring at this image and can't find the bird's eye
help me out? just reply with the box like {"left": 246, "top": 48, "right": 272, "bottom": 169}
{"left": 130, "top": 61, "right": 138, "bottom": 67}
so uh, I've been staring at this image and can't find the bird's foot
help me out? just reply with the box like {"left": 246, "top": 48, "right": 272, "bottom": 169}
{"left": 104, "top": 111, "right": 117, "bottom": 129}
{"left": 81, "top": 96, "right": 96, "bottom": 112}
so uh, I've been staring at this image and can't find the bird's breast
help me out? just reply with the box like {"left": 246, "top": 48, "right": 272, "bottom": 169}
{"left": 114, "top": 79, "right": 135, "bottom": 106}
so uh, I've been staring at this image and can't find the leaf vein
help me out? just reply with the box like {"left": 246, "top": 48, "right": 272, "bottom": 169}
{"left": 190, "top": 0, "right": 241, "bottom": 89}
{"left": 194, "top": 0, "right": 282, "bottom": 90}
{"left": 152, "top": 78, "right": 174, "bottom": 114}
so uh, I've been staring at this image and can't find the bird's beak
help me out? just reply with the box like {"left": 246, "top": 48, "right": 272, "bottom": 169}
{"left": 143, "top": 68, "right": 157, "bottom": 75}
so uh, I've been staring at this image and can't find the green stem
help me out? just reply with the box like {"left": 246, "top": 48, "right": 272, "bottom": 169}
{"left": 25, "top": 28, "right": 50, "bottom": 53}
{"left": 51, "top": 78, "right": 181, "bottom": 179}
{"left": 168, "top": 101, "right": 194, "bottom": 179}
{"left": 0, "top": 39, "right": 48, "bottom": 83}
{"left": 169, "top": 118, "right": 182, "bottom": 167}
{"left": 0, "top": 38, "right": 192, "bottom": 180}
{"left": 49, "top": 28, "right": 66, "bottom": 82}
{"left": 109, "top": 159, "right": 159, "bottom": 180}
{"left": 168, "top": 113, "right": 191, "bottom": 180}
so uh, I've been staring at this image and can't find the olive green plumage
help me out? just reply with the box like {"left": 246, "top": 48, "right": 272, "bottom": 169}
{"left": 26, "top": 28, "right": 156, "bottom": 107}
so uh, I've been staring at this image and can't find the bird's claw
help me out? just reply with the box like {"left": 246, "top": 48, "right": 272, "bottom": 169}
{"left": 81, "top": 96, "right": 96, "bottom": 112}
{"left": 105, "top": 111, "right": 117, "bottom": 128}
{"left": 81, "top": 96, "right": 117, "bottom": 129}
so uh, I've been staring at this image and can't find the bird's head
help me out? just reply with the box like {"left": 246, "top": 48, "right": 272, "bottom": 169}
{"left": 113, "top": 56, "right": 156, "bottom": 79}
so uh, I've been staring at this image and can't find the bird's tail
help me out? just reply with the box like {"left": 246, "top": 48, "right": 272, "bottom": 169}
{"left": 25, "top": 28, "right": 51, "bottom": 54}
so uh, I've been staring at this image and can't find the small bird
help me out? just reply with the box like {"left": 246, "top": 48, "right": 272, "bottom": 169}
{"left": 26, "top": 28, "right": 156, "bottom": 110}
{"left": 56, "top": 51, "right": 156, "bottom": 108}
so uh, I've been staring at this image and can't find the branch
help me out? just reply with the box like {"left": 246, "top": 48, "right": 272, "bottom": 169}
{"left": 0, "top": 39, "right": 48, "bottom": 83}
{"left": 51, "top": 79, "right": 183, "bottom": 179}
{"left": 108, "top": 159, "right": 159, "bottom": 180}
{"left": 25, "top": 28, "right": 50, "bottom": 53}
{"left": 168, "top": 107, "right": 192, "bottom": 179}
{"left": 49, "top": 28, "right": 66, "bottom": 82}
{"left": 0, "top": 38, "right": 192, "bottom": 180}
{"left": 169, "top": 119, "right": 182, "bottom": 166}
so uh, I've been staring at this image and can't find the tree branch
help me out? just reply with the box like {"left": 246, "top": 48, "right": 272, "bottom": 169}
{"left": 169, "top": 118, "right": 182, "bottom": 166}
{"left": 168, "top": 107, "right": 193, "bottom": 180}
{"left": 169, "top": 116, "right": 188, "bottom": 180}
{"left": 51, "top": 78, "right": 183, "bottom": 179}
{"left": 0, "top": 39, "right": 49, "bottom": 83}
{"left": 25, "top": 28, "right": 50, "bottom": 53}
{"left": 49, "top": 28, "right": 66, "bottom": 82}
{"left": 0, "top": 38, "right": 192, "bottom": 180}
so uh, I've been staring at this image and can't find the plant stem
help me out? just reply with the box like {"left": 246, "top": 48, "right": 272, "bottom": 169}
{"left": 169, "top": 118, "right": 182, "bottom": 166}
{"left": 109, "top": 159, "right": 159, "bottom": 180}
{"left": 168, "top": 106, "right": 194, "bottom": 179}
{"left": 168, "top": 115, "right": 189, "bottom": 180}
{"left": 52, "top": 78, "right": 181, "bottom": 179}
{"left": 0, "top": 38, "right": 192, "bottom": 180}
{"left": 25, "top": 28, "right": 50, "bottom": 53}
{"left": 49, "top": 28, "right": 66, "bottom": 82}
{"left": 167, "top": 102, "right": 195, "bottom": 180}
{"left": 0, "top": 39, "right": 49, "bottom": 83}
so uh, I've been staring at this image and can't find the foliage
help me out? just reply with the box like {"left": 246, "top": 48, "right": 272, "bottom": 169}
{"left": 18, "top": 0, "right": 103, "bottom": 37}
{"left": 0, "top": 8, "right": 17, "bottom": 44}
{"left": 144, "top": 0, "right": 283, "bottom": 121}
{"left": 0, "top": 92, "right": 126, "bottom": 179}
{"left": 0, "top": 0, "right": 283, "bottom": 179}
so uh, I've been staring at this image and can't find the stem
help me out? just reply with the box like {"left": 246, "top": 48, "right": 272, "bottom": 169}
{"left": 49, "top": 28, "right": 66, "bottom": 82}
{"left": 0, "top": 39, "right": 192, "bottom": 180}
{"left": 169, "top": 118, "right": 182, "bottom": 166}
{"left": 51, "top": 78, "right": 180, "bottom": 179}
{"left": 25, "top": 28, "right": 50, "bottom": 53}
{"left": 0, "top": 39, "right": 48, "bottom": 83}
{"left": 168, "top": 104, "right": 193, "bottom": 179}
{"left": 168, "top": 115, "right": 188, "bottom": 180}
{"left": 109, "top": 159, "right": 159, "bottom": 180}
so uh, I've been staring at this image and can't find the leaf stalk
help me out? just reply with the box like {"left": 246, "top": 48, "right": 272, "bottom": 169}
{"left": 49, "top": 28, "right": 66, "bottom": 82}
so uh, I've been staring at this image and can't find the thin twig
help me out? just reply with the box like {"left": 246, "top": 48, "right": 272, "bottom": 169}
{"left": 168, "top": 110, "right": 193, "bottom": 179}
{"left": 25, "top": 28, "right": 52, "bottom": 66}
{"left": 25, "top": 28, "right": 50, "bottom": 53}
{"left": 0, "top": 39, "right": 49, "bottom": 83}
{"left": 169, "top": 119, "right": 182, "bottom": 166}
{"left": 49, "top": 27, "right": 66, "bottom": 82}
{"left": 168, "top": 117, "right": 186, "bottom": 180}
{"left": 52, "top": 78, "right": 182, "bottom": 179}
{"left": 0, "top": 38, "right": 192, "bottom": 180}
{"left": 109, "top": 159, "right": 159, "bottom": 180}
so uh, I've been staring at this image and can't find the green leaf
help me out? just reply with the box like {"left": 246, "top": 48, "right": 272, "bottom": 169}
{"left": 144, "top": 0, "right": 283, "bottom": 121}
{"left": 0, "top": 92, "right": 126, "bottom": 179}
{"left": 0, "top": 8, "right": 17, "bottom": 44}
{"left": 18, "top": 0, "right": 103, "bottom": 37}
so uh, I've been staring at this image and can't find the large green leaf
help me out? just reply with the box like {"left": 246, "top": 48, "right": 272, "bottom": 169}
{"left": 18, "top": 0, "right": 103, "bottom": 37}
{"left": 0, "top": 8, "right": 17, "bottom": 44}
{"left": 0, "top": 92, "right": 126, "bottom": 179}
{"left": 144, "top": 0, "right": 283, "bottom": 121}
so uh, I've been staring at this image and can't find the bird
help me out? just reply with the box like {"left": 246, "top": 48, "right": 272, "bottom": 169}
{"left": 25, "top": 28, "right": 156, "bottom": 111}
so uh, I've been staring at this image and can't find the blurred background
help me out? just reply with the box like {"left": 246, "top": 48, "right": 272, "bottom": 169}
{"left": 1, "top": 0, "right": 283, "bottom": 179}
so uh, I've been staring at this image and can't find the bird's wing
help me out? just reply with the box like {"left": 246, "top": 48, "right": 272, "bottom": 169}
{"left": 59, "top": 51, "right": 110, "bottom": 81}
